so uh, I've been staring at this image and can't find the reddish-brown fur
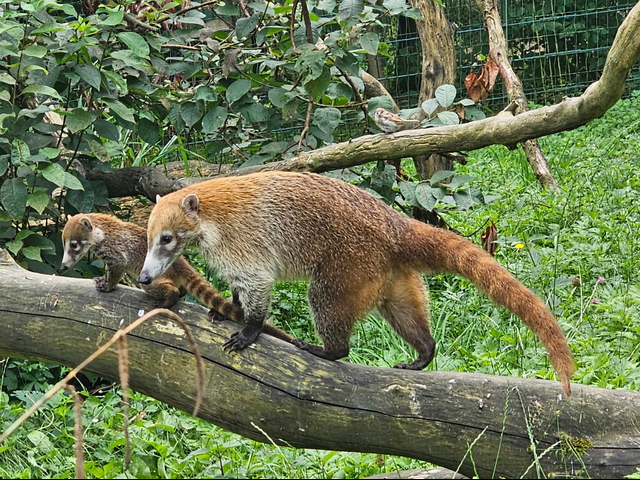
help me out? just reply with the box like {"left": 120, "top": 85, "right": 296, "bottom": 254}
{"left": 141, "top": 171, "right": 575, "bottom": 396}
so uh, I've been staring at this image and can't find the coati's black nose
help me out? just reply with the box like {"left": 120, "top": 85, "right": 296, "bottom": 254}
{"left": 60, "top": 265, "right": 68, "bottom": 271}
{"left": 139, "top": 273, "right": 153, "bottom": 285}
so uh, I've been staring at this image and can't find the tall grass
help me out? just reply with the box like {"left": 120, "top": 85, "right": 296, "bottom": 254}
{"left": 2, "top": 93, "right": 640, "bottom": 478}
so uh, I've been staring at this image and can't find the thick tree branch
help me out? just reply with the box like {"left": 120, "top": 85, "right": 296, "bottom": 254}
{"left": 0, "top": 249, "right": 639, "bottom": 479}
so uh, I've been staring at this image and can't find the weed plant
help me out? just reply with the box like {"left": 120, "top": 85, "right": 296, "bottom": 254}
{"left": 2, "top": 93, "right": 640, "bottom": 477}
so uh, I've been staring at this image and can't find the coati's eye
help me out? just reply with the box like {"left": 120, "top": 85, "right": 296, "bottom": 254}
{"left": 70, "top": 241, "right": 78, "bottom": 250}
{"left": 160, "top": 235, "right": 173, "bottom": 245}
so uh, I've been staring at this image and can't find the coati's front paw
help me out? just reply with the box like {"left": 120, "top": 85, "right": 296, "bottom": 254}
{"left": 94, "top": 276, "right": 114, "bottom": 293}
{"left": 223, "top": 325, "right": 261, "bottom": 352}
{"left": 208, "top": 308, "right": 232, "bottom": 322}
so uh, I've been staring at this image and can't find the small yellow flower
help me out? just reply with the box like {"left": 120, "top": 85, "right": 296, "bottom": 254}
{"left": 514, "top": 243, "right": 524, "bottom": 249}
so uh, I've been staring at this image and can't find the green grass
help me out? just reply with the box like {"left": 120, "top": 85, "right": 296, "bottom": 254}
{"left": 3, "top": 93, "right": 640, "bottom": 478}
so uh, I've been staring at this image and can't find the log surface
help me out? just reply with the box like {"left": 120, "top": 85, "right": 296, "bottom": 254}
{"left": 0, "top": 249, "right": 638, "bottom": 479}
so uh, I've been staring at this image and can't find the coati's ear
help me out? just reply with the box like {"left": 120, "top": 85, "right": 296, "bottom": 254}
{"left": 156, "top": 194, "right": 162, "bottom": 204}
{"left": 79, "top": 216, "right": 93, "bottom": 231}
{"left": 182, "top": 194, "right": 199, "bottom": 216}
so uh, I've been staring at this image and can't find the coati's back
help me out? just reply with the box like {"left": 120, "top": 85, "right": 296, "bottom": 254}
{"left": 149, "top": 172, "right": 407, "bottom": 280}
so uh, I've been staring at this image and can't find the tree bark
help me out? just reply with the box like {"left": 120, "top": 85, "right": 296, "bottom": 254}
{"left": 476, "top": 0, "right": 558, "bottom": 189}
{"left": 1, "top": 248, "right": 639, "bottom": 479}
{"left": 408, "top": 0, "right": 457, "bottom": 182}
{"left": 88, "top": 0, "right": 640, "bottom": 200}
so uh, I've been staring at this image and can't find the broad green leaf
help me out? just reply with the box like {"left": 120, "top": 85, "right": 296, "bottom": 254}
{"left": 402, "top": 7, "right": 422, "bottom": 19}
{"left": 447, "top": 174, "right": 475, "bottom": 190}
{"left": 22, "top": 44, "right": 47, "bottom": 58}
{"left": 168, "top": 104, "right": 185, "bottom": 133}
{"left": 430, "top": 170, "right": 455, "bottom": 185}
{"left": 226, "top": 79, "right": 252, "bottom": 105}
{"left": 0, "top": 90, "right": 10, "bottom": 102}
{"left": 102, "top": 70, "right": 128, "bottom": 95}
{"left": 63, "top": 172, "right": 85, "bottom": 191}
{"left": 102, "top": 99, "right": 135, "bottom": 123}
{"left": 181, "top": 101, "right": 205, "bottom": 128}
{"left": 27, "top": 191, "right": 49, "bottom": 214}
{"left": 138, "top": 118, "right": 160, "bottom": 145}
{"left": 66, "top": 108, "right": 93, "bottom": 134}
{"left": 0, "top": 155, "right": 7, "bottom": 176}
{"left": 312, "top": 107, "right": 341, "bottom": 134}
{"left": 435, "top": 84, "right": 457, "bottom": 107}
{"left": 117, "top": 32, "right": 150, "bottom": 58}
{"left": 0, "top": 73, "right": 15, "bottom": 85}
{"left": 11, "top": 139, "right": 30, "bottom": 165}
{"left": 382, "top": 0, "right": 406, "bottom": 15}
{"left": 88, "top": 140, "right": 110, "bottom": 162}
{"left": 91, "top": 180, "right": 109, "bottom": 206}
{"left": 398, "top": 181, "right": 418, "bottom": 207}
{"left": 422, "top": 98, "right": 440, "bottom": 115}
{"left": 21, "top": 246, "right": 43, "bottom": 262}
{"left": 453, "top": 190, "right": 474, "bottom": 209}
{"left": 195, "top": 86, "right": 218, "bottom": 102}
{"left": 39, "top": 147, "right": 60, "bottom": 160}
{"left": 360, "top": 32, "right": 379, "bottom": 55}
{"left": 27, "top": 431, "right": 54, "bottom": 452}
{"left": 94, "top": 119, "right": 120, "bottom": 141}
{"left": 66, "top": 175, "right": 95, "bottom": 212}
{"left": 97, "top": 8, "right": 124, "bottom": 26}
{"left": 415, "top": 183, "right": 438, "bottom": 211}
{"left": 338, "top": 0, "right": 364, "bottom": 20}
{"left": 304, "top": 67, "right": 330, "bottom": 102}
{"left": 31, "top": 22, "right": 66, "bottom": 35}
{"left": 202, "top": 107, "right": 227, "bottom": 134}
{"left": 75, "top": 63, "right": 102, "bottom": 90}
{"left": 268, "top": 87, "right": 288, "bottom": 108}
{"left": 5, "top": 239, "right": 22, "bottom": 255}
{"left": 41, "top": 163, "right": 84, "bottom": 191}
{"left": 437, "top": 111, "right": 459, "bottom": 125}
{"left": 22, "top": 84, "right": 61, "bottom": 100}
{"left": 368, "top": 95, "right": 395, "bottom": 115}
{"left": 236, "top": 13, "right": 259, "bottom": 40}
{"left": 110, "top": 49, "right": 146, "bottom": 68}
{"left": 0, "top": 177, "right": 27, "bottom": 220}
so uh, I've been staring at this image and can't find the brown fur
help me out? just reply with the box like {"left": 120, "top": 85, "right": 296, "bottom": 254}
{"left": 141, "top": 171, "right": 575, "bottom": 396}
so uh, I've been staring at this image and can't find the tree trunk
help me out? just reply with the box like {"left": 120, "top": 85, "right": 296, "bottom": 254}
{"left": 0, "top": 248, "right": 639, "bottom": 479}
{"left": 476, "top": 0, "right": 558, "bottom": 189}
{"left": 408, "top": 0, "right": 457, "bottom": 182}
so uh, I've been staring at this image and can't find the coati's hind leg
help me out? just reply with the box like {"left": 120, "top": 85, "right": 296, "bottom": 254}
{"left": 292, "top": 273, "right": 381, "bottom": 362}
{"left": 378, "top": 270, "right": 436, "bottom": 370}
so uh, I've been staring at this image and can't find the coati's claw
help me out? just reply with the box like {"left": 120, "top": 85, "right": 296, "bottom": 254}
{"left": 223, "top": 325, "right": 261, "bottom": 352}
{"left": 208, "top": 308, "right": 231, "bottom": 322}
{"left": 94, "top": 276, "right": 110, "bottom": 292}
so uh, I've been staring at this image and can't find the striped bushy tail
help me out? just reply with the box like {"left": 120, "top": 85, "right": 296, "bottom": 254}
{"left": 405, "top": 219, "right": 576, "bottom": 396}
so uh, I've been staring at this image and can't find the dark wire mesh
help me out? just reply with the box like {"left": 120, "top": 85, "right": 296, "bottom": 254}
{"left": 381, "top": 0, "right": 640, "bottom": 111}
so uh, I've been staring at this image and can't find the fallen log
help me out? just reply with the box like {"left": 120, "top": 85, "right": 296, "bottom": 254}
{"left": 0, "top": 249, "right": 638, "bottom": 479}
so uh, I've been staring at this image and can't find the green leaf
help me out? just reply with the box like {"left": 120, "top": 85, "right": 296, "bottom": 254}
{"left": 435, "top": 84, "right": 457, "bottom": 107}
{"left": 447, "top": 174, "right": 475, "bottom": 190}
{"left": 168, "top": 104, "right": 185, "bottom": 133}
{"left": 312, "top": 107, "right": 341, "bottom": 134}
{"left": 75, "top": 63, "right": 102, "bottom": 90}
{"left": 360, "top": 32, "right": 379, "bottom": 55}
{"left": 226, "top": 79, "right": 252, "bottom": 106}
{"left": 97, "top": 8, "right": 124, "bottom": 26}
{"left": 0, "top": 155, "right": 7, "bottom": 176}
{"left": 138, "top": 118, "right": 160, "bottom": 145}
{"left": 453, "top": 190, "right": 474, "bottom": 210}
{"left": 338, "top": 0, "right": 364, "bottom": 20}
{"left": 41, "top": 163, "right": 84, "bottom": 191}
{"left": 304, "top": 67, "right": 331, "bottom": 102}
{"left": 437, "top": 111, "right": 459, "bottom": 125}
{"left": 429, "top": 170, "right": 455, "bottom": 185}
{"left": 110, "top": 49, "right": 147, "bottom": 68}
{"left": 22, "top": 84, "right": 62, "bottom": 100}
{"left": 66, "top": 175, "right": 95, "bottom": 212}
{"left": 181, "top": 101, "right": 205, "bottom": 128}
{"left": 88, "top": 140, "right": 110, "bottom": 162}
{"left": 402, "top": 7, "right": 422, "bottom": 19}
{"left": 0, "top": 73, "right": 16, "bottom": 85}
{"left": 201, "top": 107, "right": 227, "bottom": 134}
{"left": 195, "top": 86, "right": 218, "bottom": 102}
{"left": 398, "top": 181, "right": 418, "bottom": 206}
{"left": 94, "top": 119, "right": 120, "bottom": 141}
{"left": 27, "top": 191, "right": 49, "bottom": 214}
{"left": 236, "top": 13, "right": 259, "bottom": 40}
{"left": 27, "top": 431, "right": 54, "bottom": 452}
{"left": 268, "top": 87, "right": 288, "bottom": 108}
{"left": 382, "top": 0, "right": 407, "bottom": 15}
{"left": 102, "top": 70, "right": 128, "bottom": 95}
{"left": 422, "top": 98, "right": 440, "bottom": 115}
{"left": 11, "top": 139, "right": 30, "bottom": 165}
{"left": 117, "top": 32, "right": 150, "bottom": 58}
{"left": 5, "top": 239, "right": 22, "bottom": 256}
{"left": 102, "top": 99, "right": 135, "bottom": 123}
{"left": 22, "top": 44, "right": 47, "bottom": 58}
{"left": 0, "top": 178, "right": 27, "bottom": 220}
{"left": 415, "top": 183, "right": 438, "bottom": 210}
{"left": 21, "top": 246, "right": 43, "bottom": 262}
{"left": 66, "top": 108, "right": 93, "bottom": 134}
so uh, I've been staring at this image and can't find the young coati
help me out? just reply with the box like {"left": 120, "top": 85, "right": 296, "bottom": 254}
{"left": 139, "top": 171, "right": 576, "bottom": 396}
{"left": 60, "top": 213, "right": 243, "bottom": 315}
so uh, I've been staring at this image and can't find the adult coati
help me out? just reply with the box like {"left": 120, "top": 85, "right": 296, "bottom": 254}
{"left": 139, "top": 171, "right": 575, "bottom": 396}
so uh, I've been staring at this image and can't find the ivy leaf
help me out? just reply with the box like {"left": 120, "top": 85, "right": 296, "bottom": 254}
{"left": 0, "top": 178, "right": 28, "bottom": 220}
{"left": 338, "top": 0, "right": 364, "bottom": 20}
{"left": 66, "top": 108, "right": 93, "bottom": 134}
{"left": 75, "top": 63, "right": 102, "bottom": 90}
{"left": 226, "top": 79, "right": 252, "bottom": 105}
{"left": 202, "top": 107, "right": 228, "bottom": 134}
{"left": 117, "top": 32, "right": 150, "bottom": 58}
